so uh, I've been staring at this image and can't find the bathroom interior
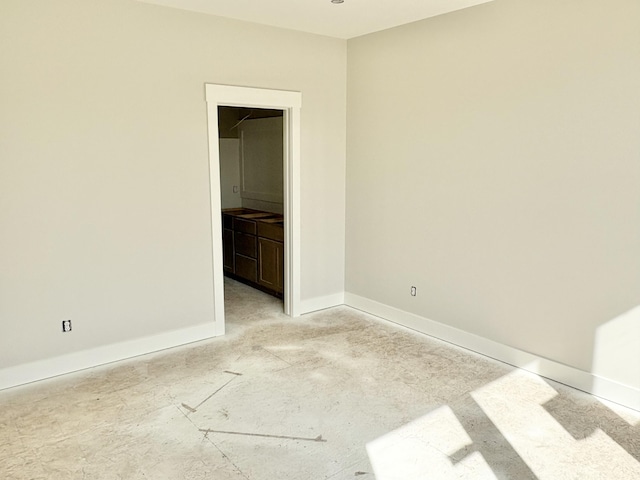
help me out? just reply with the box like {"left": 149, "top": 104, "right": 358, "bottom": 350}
{"left": 218, "top": 106, "right": 285, "bottom": 308}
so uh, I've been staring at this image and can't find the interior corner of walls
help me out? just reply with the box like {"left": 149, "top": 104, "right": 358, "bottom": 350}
{"left": 300, "top": 292, "right": 345, "bottom": 315}
{"left": 343, "top": 292, "right": 640, "bottom": 412}
{"left": 0, "top": 322, "right": 217, "bottom": 391}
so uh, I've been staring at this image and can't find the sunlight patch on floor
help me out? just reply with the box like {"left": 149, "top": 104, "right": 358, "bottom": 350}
{"left": 470, "top": 370, "right": 640, "bottom": 479}
{"left": 366, "top": 406, "right": 498, "bottom": 480}
{"left": 367, "top": 369, "right": 640, "bottom": 479}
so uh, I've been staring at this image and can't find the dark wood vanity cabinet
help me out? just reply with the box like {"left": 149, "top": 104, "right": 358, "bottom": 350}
{"left": 222, "top": 209, "right": 284, "bottom": 297}
{"left": 222, "top": 215, "right": 234, "bottom": 274}
{"left": 257, "top": 222, "right": 284, "bottom": 293}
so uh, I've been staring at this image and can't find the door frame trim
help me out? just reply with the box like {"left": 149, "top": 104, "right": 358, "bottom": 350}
{"left": 205, "top": 84, "right": 302, "bottom": 334}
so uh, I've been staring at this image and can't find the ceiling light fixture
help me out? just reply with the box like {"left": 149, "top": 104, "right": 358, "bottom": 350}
{"left": 331, "top": 0, "right": 344, "bottom": 4}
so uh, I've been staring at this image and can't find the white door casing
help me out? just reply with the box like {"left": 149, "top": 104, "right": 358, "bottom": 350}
{"left": 205, "top": 84, "right": 302, "bottom": 334}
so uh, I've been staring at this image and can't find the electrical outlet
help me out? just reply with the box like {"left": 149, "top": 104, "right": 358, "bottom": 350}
{"left": 62, "top": 320, "right": 72, "bottom": 332}
{"left": 411, "top": 286, "right": 417, "bottom": 296}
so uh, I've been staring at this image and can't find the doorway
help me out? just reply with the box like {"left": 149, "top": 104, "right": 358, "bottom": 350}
{"left": 205, "top": 84, "right": 302, "bottom": 336}
{"left": 219, "top": 106, "right": 284, "bottom": 308}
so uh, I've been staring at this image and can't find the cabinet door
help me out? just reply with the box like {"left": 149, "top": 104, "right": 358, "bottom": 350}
{"left": 258, "top": 238, "right": 283, "bottom": 293}
{"left": 223, "top": 228, "right": 234, "bottom": 273}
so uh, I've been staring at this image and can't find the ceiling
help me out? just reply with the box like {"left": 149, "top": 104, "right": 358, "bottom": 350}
{"left": 137, "top": 0, "right": 494, "bottom": 39}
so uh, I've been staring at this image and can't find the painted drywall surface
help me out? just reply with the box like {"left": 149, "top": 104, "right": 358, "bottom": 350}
{"left": 0, "top": 0, "right": 346, "bottom": 369}
{"left": 239, "top": 117, "right": 284, "bottom": 208}
{"left": 218, "top": 139, "right": 242, "bottom": 209}
{"left": 241, "top": 198, "right": 283, "bottom": 215}
{"left": 346, "top": 0, "right": 640, "bottom": 389}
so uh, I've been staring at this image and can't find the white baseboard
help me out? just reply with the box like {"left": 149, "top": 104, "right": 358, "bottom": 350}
{"left": 4, "top": 295, "right": 638, "bottom": 412}
{"left": 345, "top": 293, "right": 640, "bottom": 412}
{"left": 0, "top": 322, "right": 219, "bottom": 391}
{"left": 300, "top": 292, "right": 345, "bottom": 315}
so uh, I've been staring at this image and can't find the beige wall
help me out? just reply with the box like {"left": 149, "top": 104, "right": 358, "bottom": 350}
{"left": 218, "top": 139, "right": 242, "bottom": 209}
{"left": 238, "top": 117, "right": 284, "bottom": 214}
{"left": 0, "top": 0, "right": 346, "bottom": 369}
{"left": 3, "top": 0, "right": 637, "bottom": 402}
{"left": 346, "top": 0, "right": 640, "bottom": 390}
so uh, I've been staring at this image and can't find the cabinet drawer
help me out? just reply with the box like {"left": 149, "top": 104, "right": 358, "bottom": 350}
{"left": 257, "top": 222, "right": 284, "bottom": 242}
{"left": 234, "top": 232, "right": 257, "bottom": 258}
{"left": 233, "top": 218, "right": 257, "bottom": 235}
{"left": 235, "top": 254, "right": 257, "bottom": 283}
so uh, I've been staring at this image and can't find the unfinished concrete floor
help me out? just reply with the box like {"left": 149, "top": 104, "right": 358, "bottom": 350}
{"left": 1, "top": 278, "right": 639, "bottom": 479}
